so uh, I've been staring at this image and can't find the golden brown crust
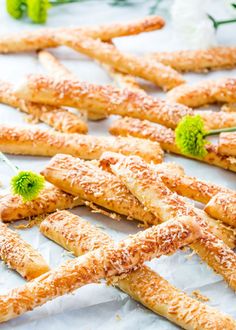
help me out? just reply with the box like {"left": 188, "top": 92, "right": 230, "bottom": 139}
{"left": 147, "top": 47, "right": 236, "bottom": 72}
{"left": 38, "top": 50, "right": 72, "bottom": 78}
{"left": 0, "top": 80, "right": 87, "bottom": 134}
{"left": 40, "top": 210, "right": 236, "bottom": 330}
{"left": 38, "top": 51, "right": 106, "bottom": 121}
{"left": 109, "top": 117, "right": 236, "bottom": 172}
{"left": 40, "top": 211, "right": 111, "bottom": 256}
{"left": 102, "top": 152, "right": 236, "bottom": 290}
{"left": 41, "top": 154, "right": 159, "bottom": 225}
{"left": 167, "top": 78, "right": 236, "bottom": 108}
{"left": 0, "top": 215, "right": 200, "bottom": 323}
{"left": 0, "top": 185, "right": 83, "bottom": 222}
{"left": 205, "top": 193, "right": 236, "bottom": 228}
{"left": 154, "top": 164, "right": 235, "bottom": 204}
{"left": 0, "top": 222, "right": 49, "bottom": 280}
{"left": 15, "top": 74, "right": 193, "bottom": 129}
{"left": 54, "top": 33, "right": 184, "bottom": 90}
{"left": 221, "top": 103, "right": 236, "bottom": 112}
{"left": 218, "top": 132, "right": 236, "bottom": 156}
{"left": 196, "top": 110, "right": 236, "bottom": 130}
{"left": 0, "top": 16, "right": 165, "bottom": 53}
{"left": 0, "top": 124, "right": 163, "bottom": 163}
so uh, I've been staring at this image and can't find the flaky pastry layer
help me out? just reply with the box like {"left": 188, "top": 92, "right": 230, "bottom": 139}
{"left": 102, "top": 152, "right": 236, "bottom": 291}
{"left": 39, "top": 210, "right": 236, "bottom": 330}
{"left": 109, "top": 117, "right": 236, "bottom": 172}
{"left": 0, "top": 16, "right": 165, "bottom": 53}
{"left": 167, "top": 78, "right": 236, "bottom": 108}
{"left": 0, "top": 124, "right": 163, "bottom": 163}
{"left": 147, "top": 47, "right": 236, "bottom": 72}
{"left": 0, "top": 222, "right": 49, "bottom": 280}
{"left": 0, "top": 216, "right": 200, "bottom": 323}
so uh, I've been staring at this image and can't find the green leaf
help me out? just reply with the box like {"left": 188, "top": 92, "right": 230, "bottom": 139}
{"left": 6, "top": 0, "right": 25, "bottom": 19}
{"left": 11, "top": 171, "right": 45, "bottom": 202}
{"left": 27, "top": 0, "right": 50, "bottom": 23}
{"left": 175, "top": 115, "right": 208, "bottom": 159}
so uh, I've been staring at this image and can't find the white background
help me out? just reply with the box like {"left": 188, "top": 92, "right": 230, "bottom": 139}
{"left": 0, "top": 1, "right": 235, "bottom": 329}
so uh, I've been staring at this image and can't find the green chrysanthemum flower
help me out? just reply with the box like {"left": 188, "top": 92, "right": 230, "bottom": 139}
{"left": 6, "top": 0, "right": 25, "bottom": 19}
{"left": 11, "top": 171, "right": 45, "bottom": 202}
{"left": 27, "top": 0, "right": 50, "bottom": 23}
{"left": 175, "top": 115, "right": 208, "bottom": 158}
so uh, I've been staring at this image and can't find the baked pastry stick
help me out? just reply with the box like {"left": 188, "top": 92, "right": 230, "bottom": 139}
{"left": 218, "top": 132, "right": 236, "bottom": 156}
{"left": 15, "top": 74, "right": 194, "bottom": 129}
{"left": 0, "top": 184, "right": 83, "bottom": 222}
{"left": 40, "top": 210, "right": 236, "bottom": 330}
{"left": 0, "top": 124, "right": 163, "bottom": 164}
{"left": 38, "top": 50, "right": 106, "bottom": 121}
{"left": 205, "top": 193, "right": 236, "bottom": 228}
{"left": 154, "top": 163, "right": 235, "bottom": 204}
{"left": 167, "top": 78, "right": 236, "bottom": 108}
{"left": 42, "top": 154, "right": 235, "bottom": 248}
{"left": 146, "top": 47, "right": 236, "bottom": 72}
{"left": 0, "top": 16, "right": 165, "bottom": 53}
{"left": 53, "top": 33, "right": 185, "bottom": 91}
{"left": 221, "top": 103, "right": 236, "bottom": 112}
{"left": 102, "top": 62, "right": 236, "bottom": 130}
{"left": 0, "top": 216, "right": 200, "bottom": 323}
{"left": 0, "top": 80, "right": 87, "bottom": 134}
{"left": 0, "top": 222, "right": 49, "bottom": 280}
{"left": 195, "top": 110, "right": 236, "bottom": 130}
{"left": 41, "top": 154, "right": 159, "bottom": 225}
{"left": 102, "top": 152, "right": 236, "bottom": 290}
{"left": 109, "top": 117, "right": 236, "bottom": 172}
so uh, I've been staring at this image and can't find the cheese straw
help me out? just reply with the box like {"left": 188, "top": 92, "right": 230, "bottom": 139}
{"left": 39, "top": 210, "right": 236, "bottom": 330}
{"left": 0, "top": 214, "right": 200, "bottom": 323}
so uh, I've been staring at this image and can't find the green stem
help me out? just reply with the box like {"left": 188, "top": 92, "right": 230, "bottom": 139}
{"left": 49, "top": 0, "right": 82, "bottom": 5}
{"left": 0, "top": 152, "right": 18, "bottom": 174}
{"left": 205, "top": 126, "right": 236, "bottom": 137}
{"left": 208, "top": 14, "right": 236, "bottom": 29}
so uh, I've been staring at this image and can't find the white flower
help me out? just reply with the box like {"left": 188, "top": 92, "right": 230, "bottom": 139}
{"left": 171, "top": 0, "right": 217, "bottom": 49}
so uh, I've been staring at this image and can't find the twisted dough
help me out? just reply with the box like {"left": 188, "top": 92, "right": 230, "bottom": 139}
{"left": 39, "top": 210, "right": 236, "bottom": 330}
{"left": 0, "top": 215, "right": 200, "bottom": 323}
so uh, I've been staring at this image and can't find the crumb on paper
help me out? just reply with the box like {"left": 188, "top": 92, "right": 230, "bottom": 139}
{"left": 191, "top": 290, "right": 209, "bottom": 302}
{"left": 115, "top": 314, "right": 121, "bottom": 321}
{"left": 24, "top": 114, "right": 39, "bottom": 124}
{"left": 13, "top": 214, "right": 46, "bottom": 230}
{"left": 185, "top": 250, "right": 196, "bottom": 260}
{"left": 84, "top": 201, "right": 121, "bottom": 221}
